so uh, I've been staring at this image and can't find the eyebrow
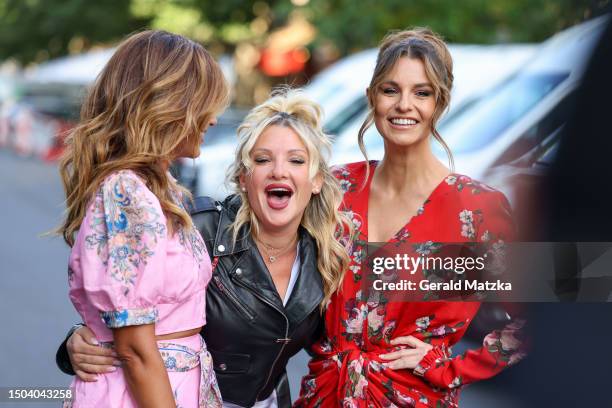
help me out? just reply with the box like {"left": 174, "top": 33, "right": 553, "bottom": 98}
{"left": 252, "top": 148, "right": 308, "bottom": 154}
{"left": 381, "top": 80, "right": 433, "bottom": 88}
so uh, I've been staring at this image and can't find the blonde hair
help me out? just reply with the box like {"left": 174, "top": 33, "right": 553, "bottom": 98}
{"left": 227, "top": 88, "right": 352, "bottom": 309}
{"left": 59, "top": 30, "right": 230, "bottom": 246}
{"left": 359, "top": 27, "right": 455, "bottom": 170}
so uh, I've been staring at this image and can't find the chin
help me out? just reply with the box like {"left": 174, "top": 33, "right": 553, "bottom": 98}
{"left": 385, "top": 131, "right": 428, "bottom": 147}
{"left": 262, "top": 211, "right": 300, "bottom": 232}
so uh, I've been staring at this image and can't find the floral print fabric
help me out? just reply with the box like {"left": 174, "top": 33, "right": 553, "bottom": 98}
{"left": 66, "top": 170, "right": 213, "bottom": 407}
{"left": 64, "top": 334, "right": 219, "bottom": 407}
{"left": 295, "top": 161, "right": 527, "bottom": 408}
{"left": 68, "top": 169, "right": 210, "bottom": 341}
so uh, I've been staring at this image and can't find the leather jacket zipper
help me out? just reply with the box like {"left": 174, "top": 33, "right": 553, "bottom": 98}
{"left": 213, "top": 275, "right": 255, "bottom": 321}
{"left": 232, "top": 276, "right": 290, "bottom": 400}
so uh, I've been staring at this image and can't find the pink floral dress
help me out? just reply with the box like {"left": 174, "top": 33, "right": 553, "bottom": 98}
{"left": 295, "top": 161, "right": 527, "bottom": 408}
{"left": 65, "top": 170, "right": 221, "bottom": 407}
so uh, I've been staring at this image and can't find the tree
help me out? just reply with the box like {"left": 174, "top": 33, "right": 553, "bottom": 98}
{"left": 0, "top": 0, "right": 150, "bottom": 64}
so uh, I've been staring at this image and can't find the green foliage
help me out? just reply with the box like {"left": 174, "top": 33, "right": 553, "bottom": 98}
{"left": 0, "top": 0, "right": 605, "bottom": 64}
{"left": 305, "top": 0, "right": 602, "bottom": 53}
{"left": 0, "top": 0, "right": 150, "bottom": 64}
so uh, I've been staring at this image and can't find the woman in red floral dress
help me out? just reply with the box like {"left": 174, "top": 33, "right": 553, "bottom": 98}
{"left": 295, "top": 28, "right": 527, "bottom": 408}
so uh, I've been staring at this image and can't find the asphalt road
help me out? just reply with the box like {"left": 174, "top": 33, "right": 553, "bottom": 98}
{"left": 0, "top": 150, "right": 521, "bottom": 407}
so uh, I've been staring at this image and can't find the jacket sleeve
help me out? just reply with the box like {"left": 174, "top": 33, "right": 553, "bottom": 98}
{"left": 413, "top": 190, "right": 528, "bottom": 389}
{"left": 55, "top": 324, "right": 84, "bottom": 376}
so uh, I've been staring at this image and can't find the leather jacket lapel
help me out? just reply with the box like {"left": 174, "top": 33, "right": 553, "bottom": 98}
{"left": 284, "top": 230, "right": 324, "bottom": 330}
{"left": 211, "top": 194, "right": 324, "bottom": 325}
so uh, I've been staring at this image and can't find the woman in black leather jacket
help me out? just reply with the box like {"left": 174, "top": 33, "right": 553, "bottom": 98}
{"left": 55, "top": 89, "right": 351, "bottom": 407}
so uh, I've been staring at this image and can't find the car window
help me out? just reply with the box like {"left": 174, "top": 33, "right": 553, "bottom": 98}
{"left": 325, "top": 96, "right": 368, "bottom": 136}
{"left": 437, "top": 73, "right": 569, "bottom": 155}
{"left": 492, "top": 89, "right": 576, "bottom": 166}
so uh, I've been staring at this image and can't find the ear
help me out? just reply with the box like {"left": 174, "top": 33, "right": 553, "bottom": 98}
{"left": 239, "top": 172, "right": 247, "bottom": 192}
{"left": 312, "top": 173, "right": 324, "bottom": 195}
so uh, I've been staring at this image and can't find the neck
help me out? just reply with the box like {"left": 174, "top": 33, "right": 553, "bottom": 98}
{"left": 375, "top": 138, "right": 449, "bottom": 194}
{"left": 255, "top": 224, "right": 300, "bottom": 249}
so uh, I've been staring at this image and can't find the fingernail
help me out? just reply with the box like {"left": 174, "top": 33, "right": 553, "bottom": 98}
{"left": 113, "top": 360, "right": 122, "bottom": 367}
{"left": 106, "top": 366, "right": 117, "bottom": 372}
{"left": 111, "top": 351, "right": 118, "bottom": 357}
{"left": 90, "top": 338, "right": 99, "bottom": 346}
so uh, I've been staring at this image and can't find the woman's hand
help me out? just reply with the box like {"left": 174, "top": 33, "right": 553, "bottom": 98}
{"left": 67, "top": 326, "right": 120, "bottom": 381}
{"left": 379, "top": 335, "right": 433, "bottom": 370}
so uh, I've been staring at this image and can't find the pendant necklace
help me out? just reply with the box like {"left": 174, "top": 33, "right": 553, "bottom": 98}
{"left": 255, "top": 234, "right": 297, "bottom": 263}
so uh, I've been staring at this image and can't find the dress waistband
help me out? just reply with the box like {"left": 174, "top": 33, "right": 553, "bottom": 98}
{"left": 103, "top": 334, "right": 222, "bottom": 407}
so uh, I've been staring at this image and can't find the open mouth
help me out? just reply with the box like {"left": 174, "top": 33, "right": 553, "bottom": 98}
{"left": 265, "top": 184, "right": 294, "bottom": 210}
{"left": 389, "top": 117, "right": 419, "bottom": 128}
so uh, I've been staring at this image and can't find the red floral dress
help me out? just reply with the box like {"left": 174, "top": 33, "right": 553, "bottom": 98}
{"left": 295, "top": 161, "right": 527, "bottom": 408}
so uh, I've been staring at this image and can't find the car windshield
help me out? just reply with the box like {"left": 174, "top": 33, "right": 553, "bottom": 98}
{"left": 436, "top": 72, "right": 569, "bottom": 154}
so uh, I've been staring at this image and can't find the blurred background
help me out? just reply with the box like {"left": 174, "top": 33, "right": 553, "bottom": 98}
{"left": 1, "top": 0, "right": 612, "bottom": 407}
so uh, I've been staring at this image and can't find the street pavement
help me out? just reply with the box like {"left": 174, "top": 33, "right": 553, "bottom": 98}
{"left": 0, "top": 150, "right": 522, "bottom": 407}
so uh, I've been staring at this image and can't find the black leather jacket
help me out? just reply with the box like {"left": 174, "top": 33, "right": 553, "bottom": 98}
{"left": 56, "top": 195, "right": 324, "bottom": 407}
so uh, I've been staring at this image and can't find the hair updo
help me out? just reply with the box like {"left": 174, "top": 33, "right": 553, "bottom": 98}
{"left": 359, "top": 27, "right": 454, "bottom": 168}
{"left": 227, "top": 87, "right": 352, "bottom": 309}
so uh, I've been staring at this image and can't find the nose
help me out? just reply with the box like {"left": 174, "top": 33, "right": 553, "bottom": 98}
{"left": 396, "top": 92, "right": 413, "bottom": 113}
{"left": 271, "top": 159, "right": 288, "bottom": 179}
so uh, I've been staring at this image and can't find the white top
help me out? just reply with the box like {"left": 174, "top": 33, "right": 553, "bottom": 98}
{"left": 222, "top": 247, "right": 301, "bottom": 408}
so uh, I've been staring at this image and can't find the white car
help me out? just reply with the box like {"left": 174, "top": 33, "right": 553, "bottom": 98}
{"left": 330, "top": 43, "right": 539, "bottom": 166}
{"left": 192, "top": 44, "right": 536, "bottom": 198}
{"left": 332, "top": 15, "right": 607, "bottom": 190}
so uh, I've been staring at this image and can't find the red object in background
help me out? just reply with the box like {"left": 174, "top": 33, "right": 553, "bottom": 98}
{"left": 259, "top": 47, "right": 309, "bottom": 77}
{"left": 42, "top": 119, "right": 75, "bottom": 162}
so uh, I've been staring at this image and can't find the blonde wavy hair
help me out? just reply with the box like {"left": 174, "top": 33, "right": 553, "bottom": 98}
{"left": 359, "top": 27, "right": 455, "bottom": 171}
{"left": 227, "top": 88, "right": 352, "bottom": 309}
{"left": 59, "top": 30, "right": 229, "bottom": 246}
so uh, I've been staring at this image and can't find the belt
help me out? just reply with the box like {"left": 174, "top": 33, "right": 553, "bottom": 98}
{"left": 158, "top": 336, "right": 222, "bottom": 408}
{"left": 101, "top": 336, "right": 222, "bottom": 408}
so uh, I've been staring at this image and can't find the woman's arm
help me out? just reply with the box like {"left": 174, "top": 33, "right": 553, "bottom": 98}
{"left": 113, "top": 324, "right": 176, "bottom": 408}
{"left": 383, "top": 317, "right": 528, "bottom": 389}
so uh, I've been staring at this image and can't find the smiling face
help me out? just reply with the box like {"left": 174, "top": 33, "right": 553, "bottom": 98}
{"left": 240, "top": 124, "right": 322, "bottom": 235}
{"left": 372, "top": 57, "right": 436, "bottom": 148}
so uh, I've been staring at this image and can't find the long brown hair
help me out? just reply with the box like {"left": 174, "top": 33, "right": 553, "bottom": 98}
{"left": 359, "top": 27, "right": 455, "bottom": 170}
{"left": 59, "top": 30, "right": 229, "bottom": 246}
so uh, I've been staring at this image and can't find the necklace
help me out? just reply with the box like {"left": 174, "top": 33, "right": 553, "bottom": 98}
{"left": 255, "top": 234, "right": 297, "bottom": 263}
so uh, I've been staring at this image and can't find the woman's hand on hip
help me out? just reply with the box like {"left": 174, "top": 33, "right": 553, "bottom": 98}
{"left": 379, "top": 335, "right": 433, "bottom": 370}
{"left": 67, "top": 326, "right": 120, "bottom": 381}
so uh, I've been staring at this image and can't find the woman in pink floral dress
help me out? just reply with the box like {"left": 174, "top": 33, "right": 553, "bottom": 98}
{"left": 295, "top": 28, "right": 527, "bottom": 408}
{"left": 58, "top": 30, "right": 229, "bottom": 407}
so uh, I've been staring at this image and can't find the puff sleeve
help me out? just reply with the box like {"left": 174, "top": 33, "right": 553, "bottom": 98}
{"left": 413, "top": 190, "right": 528, "bottom": 389}
{"left": 78, "top": 171, "right": 167, "bottom": 329}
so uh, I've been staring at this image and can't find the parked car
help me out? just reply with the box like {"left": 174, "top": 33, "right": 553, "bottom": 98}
{"left": 332, "top": 16, "right": 607, "bottom": 180}
{"left": 173, "top": 107, "right": 248, "bottom": 196}
{"left": 191, "top": 44, "right": 536, "bottom": 198}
